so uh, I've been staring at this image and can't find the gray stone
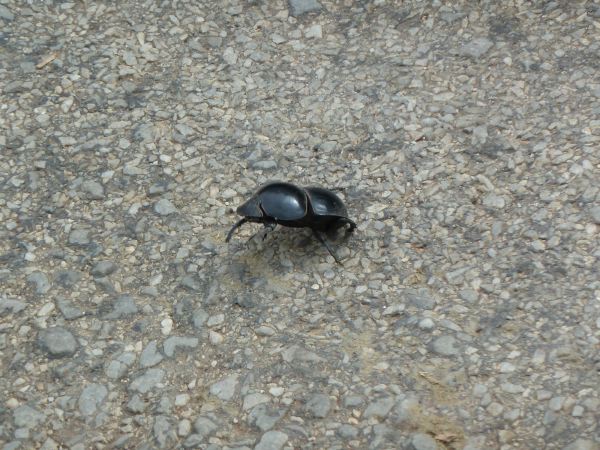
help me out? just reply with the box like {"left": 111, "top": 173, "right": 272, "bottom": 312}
{"left": 0, "top": 5, "right": 15, "bottom": 20}
{"left": 153, "top": 415, "right": 174, "bottom": 448}
{"left": 472, "top": 125, "right": 488, "bottom": 144}
{"left": 440, "top": 11, "right": 466, "bottom": 23}
{"left": 254, "top": 430, "right": 288, "bottom": 450}
{"left": 110, "top": 435, "right": 132, "bottom": 449}
{"left": 304, "top": 24, "right": 323, "bottom": 39}
{"left": 68, "top": 229, "right": 90, "bottom": 245}
{"left": 78, "top": 384, "right": 108, "bottom": 415}
{"left": 56, "top": 297, "right": 84, "bottom": 320}
{"left": 80, "top": 180, "right": 105, "bottom": 199}
{"left": 148, "top": 181, "right": 169, "bottom": 196}
{"left": 255, "top": 325, "right": 276, "bottom": 336}
{"left": 55, "top": 270, "right": 82, "bottom": 287}
{"left": 38, "top": 327, "right": 78, "bottom": 358}
{"left": 458, "top": 289, "right": 478, "bottom": 303}
{"left": 409, "top": 433, "right": 439, "bottom": 450}
{"left": 430, "top": 335, "right": 460, "bottom": 356}
{"left": 13, "top": 405, "right": 44, "bottom": 428}
{"left": 183, "top": 434, "right": 204, "bottom": 448}
{"left": 392, "top": 397, "right": 420, "bottom": 424}
{"left": 288, "top": 0, "right": 321, "bottom": 16}
{"left": 133, "top": 123, "right": 156, "bottom": 142}
{"left": 383, "top": 303, "right": 405, "bottom": 316}
{"left": 163, "top": 336, "right": 199, "bottom": 357}
{"left": 207, "top": 313, "right": 225, "bottom": 327}
{"left": 343, "top": 395, "right": 364, "bottom": 408}
{"left": 126, "top": 394, "right": 146, "bottom": 413}
{"left": 281, "top": 345, "right": 324, "bottom": 364}
{"left": 482, "top": 193, "right": 505, "bottom": 209}
{"left": 251, "top": 160, "right": 277, "bottom": 170}
{"left": 140, "top": 340, "right": 164, "bottom": 368}
{"left": 210, "top": 374, "right": 238, "bottom": 400}
{"left": 156, "top": 394, "right": 172, "bottom": 414}
{"left": 192, "top": 308, "right": 209, "bottom": 329}
{"left": 193, "top": 416, "right": 218, "bottom": 439}
{"left": 406, "top": 288, "right": 436, "bottom": 309}
{"left": 91, "top": 261, "right": 118, "bottom": 277}
{"left": 173, "top": 297, "right": 194, "bottom": 323}
{"left": 460, "top": 38, "right": 493, "bottom": 58}
{"left": 0, "top": 298, "right": 26, "bottom": 314}
{"left": 40, "top": 437, "right": 59, "bottom": 450}
{"left": 337, "top": 424, "right": 359, "bottom": 439}
{"left": 154, "top": 199, "right": 177, "bottom": 216}
{"left": 129, "top": 368, "right": 165, "bottom": 393}
{"left": 106, "top": 352, "right": 136, "bottom": 379}
{"left": 364, "top": 396, "right": 395, "bottom": 419}
{"left": 248, "top": 404, "right": 285, "bottom": 431}
{"left": 180, "top": 275, "right": 201, "bottom": 291}
{"left": 563, "top": 439, "right": 600, "bottom": 450}
{"left": 3, "top": 442, "right": 21, "bottom": 450}
{"left": 243, "top": 393, "right": 270, "bottom": 411}
{"left": 590, "top": 206, "right": 600, "bottom": 224}
{"left": 305, "top": 393, "right": 330, "bottom": 418}
{"left": 223, "top": 47, "right": 238, "bottom": 65}
{"left": 419, "top": 318, "right": 435, "bottom": 330}
{"left": 27, "top": 271, "right": 51, "bottom": 294}
{"left": 103, "top": 295, "right": 138, "bottom": 319}
{"left": 175, "top": 123, "right": 194, "bottom": 136}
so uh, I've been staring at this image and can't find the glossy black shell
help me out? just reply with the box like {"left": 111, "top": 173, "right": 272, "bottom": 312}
{"left": 304, "top": 186, "right": 349, "bottom": 230}
{"left": 237, "top": 182, "right": 308, "bottom": 223}
{"left": 235, "top": 182, "right": 351, "bottom": 230}
{"left": 226, "top": 181, "right": 357, "bottom": 262}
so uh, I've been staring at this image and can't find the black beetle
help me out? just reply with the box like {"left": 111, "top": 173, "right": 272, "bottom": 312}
{"left": 225, "top": 181, "right": 356, "bottom": 263}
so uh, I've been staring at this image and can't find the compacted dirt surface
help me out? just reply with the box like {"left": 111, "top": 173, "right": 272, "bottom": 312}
{"left": 1, "top": 1, "right": 599, "bottom": 449}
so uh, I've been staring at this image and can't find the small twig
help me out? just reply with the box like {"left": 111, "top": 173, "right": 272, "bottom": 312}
{"left": 36, "top": 52, "right": 58, "bottom": 69}
{"left": 418, "top": 371, "right": 442, "bottom": 385}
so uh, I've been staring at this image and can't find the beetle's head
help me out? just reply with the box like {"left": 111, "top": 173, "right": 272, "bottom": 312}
{"left": 237, "top": 195, "right": 263, "bottom": 219}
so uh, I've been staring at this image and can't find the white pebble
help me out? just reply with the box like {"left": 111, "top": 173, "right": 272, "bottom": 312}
{"left": 161, "top": 318, "right": 173, "bottom": 335}
{"left": 499, "top": 362, "right": 516, "bottom": 373}
{"left": 37, "top": 303, "right": 55, "bottom": 317}
{"left": 269, "top": 387, "right": 284, "bottom": 397}
{"left": 178, "top": 419, "right": 191, "bottom": 436}
{"left": 209, "top": 331, "right": 224, "bottom": 345}
{"left": 175, "top": 393, "right": 190, "bottom": 406}
{"left": 418, "top": 318, "right": 435, "bottom": 330}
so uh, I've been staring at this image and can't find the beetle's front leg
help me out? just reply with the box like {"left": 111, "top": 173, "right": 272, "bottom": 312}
{"left": 246, "top": 221, "right": 276, "bottom": 244}
{"left": 262, "top": 221, "right": 277, "bottom": 241}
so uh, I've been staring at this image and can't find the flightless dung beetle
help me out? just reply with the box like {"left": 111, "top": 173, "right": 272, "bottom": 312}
{"left": 225, "top": 181, "right": 357, "bottom": 264}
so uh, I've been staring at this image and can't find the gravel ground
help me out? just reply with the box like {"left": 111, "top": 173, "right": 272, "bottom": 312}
{"left": 1, "top": 0, "right": 599, "bottom": 449}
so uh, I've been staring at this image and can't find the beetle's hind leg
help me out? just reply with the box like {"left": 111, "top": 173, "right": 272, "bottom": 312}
{"left": 226, "top": 218, "right": 250, "bottom": 242}
{"left": 313, "top": 229, "right": 343, "bottom": 265}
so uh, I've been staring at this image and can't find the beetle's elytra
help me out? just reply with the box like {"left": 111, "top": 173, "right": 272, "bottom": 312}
{"left": 226, "top": 181, "right": 356, "bottom": 264}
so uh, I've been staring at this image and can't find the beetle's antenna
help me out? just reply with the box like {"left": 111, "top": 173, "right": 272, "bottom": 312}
{"left": 312, "top": 229, "right": 343, "bottom": 265}
{"left": 226, "top": 218, "right": 250, "bottom": 242}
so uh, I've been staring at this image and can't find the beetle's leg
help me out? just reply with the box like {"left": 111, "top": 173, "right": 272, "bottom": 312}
{"left": 245, "top": 221, "right": 276, "bottom": 244}
{"left": 337, "top": 217, "right": 357, "bottom": 233}
{"left": 312, "top": 229, "right": 343, "bottom": 265}
{"left": 262, "top": 222, "right": 277, "bottom": 241}
{"left": 328, "top": 217, "right": 356, "bottom": 236}
{"left": 226, "top": 217, "right": 250, "bottom": 242}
